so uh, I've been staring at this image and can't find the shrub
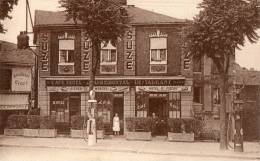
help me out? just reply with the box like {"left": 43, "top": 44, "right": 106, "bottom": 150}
{"left": 6, "top": 115, "right": 27, "bottom": 129}
{"left": 126, "top": 117, "right": 152, "bottom": 132}
{"left": 27, "top": 115, "right": 40, "bottom": 129}
{"left": 70, "top": 115, "right": 86, "bottom": 130}
{"left": 96, "top": 116, "right": 104, "bottom": 130}
{"left": 168, "top": 118, "right": 195, "bottom": 133}
{"left": 40, "top": 116, "right": 55, "bottom": 129}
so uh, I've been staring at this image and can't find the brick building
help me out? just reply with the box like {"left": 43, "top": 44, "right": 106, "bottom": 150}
{"left": 33, "top": 3, "right": 196, "bottom": 134}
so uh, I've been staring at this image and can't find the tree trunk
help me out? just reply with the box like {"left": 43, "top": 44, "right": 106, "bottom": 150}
{"left": 219, "top": 72, "right": 228, "bottom": 150}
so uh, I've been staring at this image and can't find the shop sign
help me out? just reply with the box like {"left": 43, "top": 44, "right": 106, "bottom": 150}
{"left": 39, "top": 32, "right": 50, "bottom": 72}
{"left": 124, "top": 28, "right": 135, "bottom": 75}
{"left": 136, "top": 86, "right": 191, "bottom": 93}
{"left": 0, "top": 94, "right": 29, "bottom": 110}
{"left": 46, "top": 79, "right": 185, "bottom": 86}
{"left": 47, "top": 86, "right": 129, "bottom": 92}
{"left": 12, "top": 68, "right": 31, "bottom": 92}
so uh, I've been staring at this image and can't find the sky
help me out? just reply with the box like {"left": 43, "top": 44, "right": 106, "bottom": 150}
{"left": 0, "top": 0, "right": 260, "bottom": 70}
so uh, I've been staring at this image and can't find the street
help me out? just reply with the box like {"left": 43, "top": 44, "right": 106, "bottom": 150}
{"left": 0, "top": 146, "right": 258, "bottom": 161}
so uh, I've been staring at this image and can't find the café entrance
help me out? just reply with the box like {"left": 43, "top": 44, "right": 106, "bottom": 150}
{"left": 149, "top": 93, "right": 168, "bottom": 136}
{"left": 50, "top": 93, "right": 80, "bottom": 134}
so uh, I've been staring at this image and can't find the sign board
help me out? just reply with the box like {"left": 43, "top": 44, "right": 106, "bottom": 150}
{"left": 124, "top": 28, "right": 136, "bottom": 75}
{"left": 47, "top": 86, "right": 129, "bottom": 93}
{"left": 12, "top": 68, "right": 31, "bottom": 92}
{"left": 136, "top": 86, "right": 191, "bottom": 93}
{"left": 46, "top": 79, "right": 185, "bottom": 87}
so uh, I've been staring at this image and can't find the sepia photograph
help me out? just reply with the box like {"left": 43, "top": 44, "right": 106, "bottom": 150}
{"left": 0, "top": 0, "right": 260, "bottom": 160}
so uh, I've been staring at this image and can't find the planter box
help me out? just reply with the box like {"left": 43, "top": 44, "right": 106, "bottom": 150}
{"left": 4, "top": 129, "right": 24, "bottom": 136}
{"left": 168, "top": 132, "right": 194, "bottom": 142}
{"left": 23, "top": 129, "right": 39, "bottom": 137}
{"left": 39, "top": 129, "right": 57, "bottom": 138}
{"left": 125, "top": 132, "right": 152, "bottom": 141}
{"left": 71, "top": 129, "right": 84, "bottom": 138}
{"left": 97, "top": 130, "right": 105, "bottom": 139}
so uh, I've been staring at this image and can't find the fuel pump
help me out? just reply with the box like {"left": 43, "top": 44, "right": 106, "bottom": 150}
{"left": 233, "top": 100, "right": 244, "bottom": 152}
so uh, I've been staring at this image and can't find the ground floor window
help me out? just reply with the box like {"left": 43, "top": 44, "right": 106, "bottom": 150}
{"left": 168, "top": 92, "right": 181, "bottom": 118}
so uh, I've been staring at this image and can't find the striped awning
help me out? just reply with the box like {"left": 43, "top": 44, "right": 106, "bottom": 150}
{"left": 0, "top": 94, "right": 29, "bottom": 110}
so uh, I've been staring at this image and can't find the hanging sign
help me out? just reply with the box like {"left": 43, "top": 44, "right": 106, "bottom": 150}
{"left": 39, "top": 32, "right": 50, "bottom": 73}
{"left": 124, "top": 28, "right": 136, "bottom": 75}
{"left": 136, "top": 86, "right": 191, "bottom": 93}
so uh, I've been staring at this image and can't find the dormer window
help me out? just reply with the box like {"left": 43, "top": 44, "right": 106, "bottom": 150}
{"left": 100, "top": 41, "right": 117, "bottom": 74}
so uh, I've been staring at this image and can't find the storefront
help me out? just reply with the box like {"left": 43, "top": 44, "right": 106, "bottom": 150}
{"left": 41, "top": 77, "right": 192, "bottom": 135}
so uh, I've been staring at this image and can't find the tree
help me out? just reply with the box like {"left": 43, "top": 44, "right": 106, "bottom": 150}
{"left": 185, "top": 0, "right": 259, "bottom": 150}
{"left": 0, "top": 0, "right": 18, "bottom": 33}
{"left": 59, "top": 0, "right": 129, "bottom": 140}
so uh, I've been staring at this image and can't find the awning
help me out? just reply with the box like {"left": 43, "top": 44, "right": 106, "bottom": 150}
{"left": 0, "top": 94, "right": 29, "bottom": 110}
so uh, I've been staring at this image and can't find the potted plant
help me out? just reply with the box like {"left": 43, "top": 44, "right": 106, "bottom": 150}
{"left": 24, "top": 115, "right": 40, "bottom": 137}
{"left": 96, "top": 116, "right": 105, "bottom": 139}
{"left": 125, "top": 117, "right": 152, "bottom": 141}
{"left": 70, "top": 115, "right": 86, "bottom": 138}
{"left": 39, "top": 116, "right": 57, "bottom": 138}
{"left": 167, "top": 118, "right": 195, "bottom": 142}
{"left": 4, "top": 115, "right": 27, "bottom": 136}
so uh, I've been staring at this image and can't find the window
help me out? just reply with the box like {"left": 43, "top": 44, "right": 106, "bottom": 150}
{"left": 100, "top": 41, "right": 117, "bottom": 74}
{"left": 193, "top": 87, "right": 202, "bottom": 103}
{"left": 168, "top": 93, "right": 181, "bottom": 118}
{"left": 150, "top": 37, "right": 167, "bottom": 73}
{"left": 0, "top": 69, "right": 11, "bottom": 90}
{"left": 59, "top": 39, "right": 75, "bottom": 64}
{"left": 213, "top": 88, "right": 221, "bottom": 104}
{"left": 193, "top": 58, "right": 202, "bottom": 72}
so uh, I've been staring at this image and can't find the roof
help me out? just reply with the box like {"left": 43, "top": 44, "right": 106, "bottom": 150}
{"left": 34, "top": 6, "right": 186, "bottom": 27}
{"left": 234, "top": 64, "right": 260, "bottom": 86}
{"left": 0, "top": 40, "right": 17, "bottom": 51}
{"left": 0, "top": 41, "right": 35, "bottom": 66}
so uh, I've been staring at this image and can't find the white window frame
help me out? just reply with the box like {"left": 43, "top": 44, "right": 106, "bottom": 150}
{"left": 100, "top": 41, "right": 117, "bottom": 74}
{"left": 58, "top": 39, "right": 75, "bottom": 66}
{"left": 149, "top": 37, "right": 167, "bottom": 73}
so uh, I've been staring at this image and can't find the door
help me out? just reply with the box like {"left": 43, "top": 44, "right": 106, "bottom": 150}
{"left": 113, "top": 93, "right": 124, "bottom": 135}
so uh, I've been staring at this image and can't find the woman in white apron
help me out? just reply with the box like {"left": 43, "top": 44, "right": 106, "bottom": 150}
{"left": 113, "top": 113, "right": 120, "bottom": 136}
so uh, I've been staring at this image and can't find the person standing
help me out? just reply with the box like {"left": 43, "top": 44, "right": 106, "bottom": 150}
{"left": 113, "top": 113, "right": 120, "bottom": 136}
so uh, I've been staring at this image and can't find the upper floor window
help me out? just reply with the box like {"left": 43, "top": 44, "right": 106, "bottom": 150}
{"left": 149, "top": 37, "right": 167, "bottom": 73}
{"left": 58, "top": 32, "right": 75, "bottom": 75}
{"left": 193, "top": 58, "right": 202, "bottom": 72}
{"left": 59, "top": 39, "right": 75, "bottom": 64}
{"left": 213, "top": 88, "right": 221, "bottom": 104}
{"left": 100, "top": 41, "right": 117, "bottom": 74}
{"left": 0, "top": 69, "right": 11, "bottom": 91}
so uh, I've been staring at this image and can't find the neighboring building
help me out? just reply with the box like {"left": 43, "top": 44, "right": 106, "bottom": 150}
{"left": 33, "top": 4, "right": 193, "bottom": 134}
{"left": 0, "top": 40, "right": 35, "bottom": 133}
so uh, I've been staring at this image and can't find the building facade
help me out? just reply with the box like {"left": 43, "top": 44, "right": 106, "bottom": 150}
{"left": 34, "top": 5, "right": 196, "bottom": 134}
{"left": 0, "top": 41, "right": 35, "bottom": 133}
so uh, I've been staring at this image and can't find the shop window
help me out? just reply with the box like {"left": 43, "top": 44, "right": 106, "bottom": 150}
{"left": 58, "top": 32, "right": 75, "bottom": 75}
{"left": 136, "top": 92, "right": 149, "bottom": 117}
{"left": 100, "top": 41, "right": 117, "bottom": 74}
{"left": 193, "top": 87, "right": 202, "bottom": 103}
{"left": 193, "top": 58, "right": 202, "bottom": 72}
{"left": 168, "top": 93, "right": 181, "bottom": 118}
{"left": 0, "top": 69, "right": 11, "bottom": 90}
{"left": 96, "top": 93, "right": 113, "bottom": 123}
{"left": 150, "top": 37, "right": 167, "bottom": 73}
{"left": 213, "top": 88, "right": 221, "bottom": 104}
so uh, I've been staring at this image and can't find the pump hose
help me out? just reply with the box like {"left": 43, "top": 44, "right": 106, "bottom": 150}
{"left": 227, "top": 113, "right": 234, "bottom": 149}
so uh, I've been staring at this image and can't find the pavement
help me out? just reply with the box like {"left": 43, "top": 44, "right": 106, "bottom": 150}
{"left": 0, "top": 135, "right": 259, "bottom": 160}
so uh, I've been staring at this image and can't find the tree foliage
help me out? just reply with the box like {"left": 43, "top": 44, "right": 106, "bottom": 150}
{"left": 59, "top": 0, "right": 130, "bottom": 44}
{"left": 0, "top": 0, "right": 18, "bottom": 33}
{"left": 186, "top": 0, "right": 259, "bottom": 73}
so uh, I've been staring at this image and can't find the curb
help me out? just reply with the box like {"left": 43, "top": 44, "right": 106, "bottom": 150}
{"left": 1, "top": 144, "right": 259, "bottom": 160}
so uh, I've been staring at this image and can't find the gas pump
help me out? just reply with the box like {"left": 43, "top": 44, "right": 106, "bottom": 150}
{"left": 233, "top": 100, "right": 244, "bottom": 152}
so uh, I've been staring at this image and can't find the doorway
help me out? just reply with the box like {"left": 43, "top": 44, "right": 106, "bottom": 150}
{"left": 113, "top": 93, "right": 124, "bottom": 135}
{"left": 50, "top": 93, "right": 80, "bottom": 134}
{"left": 149, "top": 95, "right": 168, "bottom": 136}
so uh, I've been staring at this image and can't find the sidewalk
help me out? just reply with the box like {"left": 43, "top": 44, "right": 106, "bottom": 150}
{"left": 0, "top": 135, "right": 259, "bottom": 160}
